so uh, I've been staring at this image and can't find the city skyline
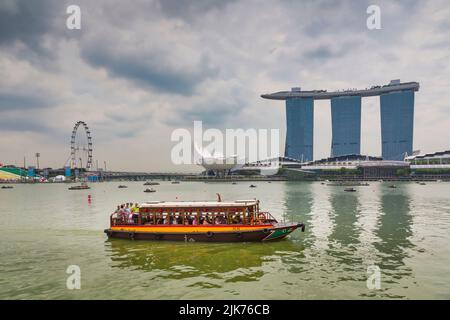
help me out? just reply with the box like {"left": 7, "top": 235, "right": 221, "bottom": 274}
{"left": 1, "top": 0, "right": 450, "bottom": 171}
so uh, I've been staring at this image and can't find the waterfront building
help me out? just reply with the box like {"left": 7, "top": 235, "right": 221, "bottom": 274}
{"left": 0, "top": 166, "right": 27, "bottom": 181}
{"left": 285, "top": 154, "right": 409, "bottom": 179}
{"left": 405, "top": 150, "right": 450, "bottom": 165}
{"left": 261, "top": 80, "right": 419, "bottom": 161}
{"left": 406, "top": 150, "right": 450, "bottom": 177}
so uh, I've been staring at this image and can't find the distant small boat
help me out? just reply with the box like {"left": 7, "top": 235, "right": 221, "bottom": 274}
{"left": 171, "top": 181, "right": 180, "bottom": 184}
{"left": 118, "top": 185, "right": 128, "bottom": 189}
{"left": 388, "top": 185, "right": 397, "bottom": 189}
{"left": 419, "top": 182, "right": 426, "bottom": 185}
{"left": 144, "top": 181, "right": 160, "bottom": 186}
{"left": 144, "top": 188, "right": 156, "bottom": 193}
{"left": 232, "top": 182, "right": 237, "bottom": 185}
{"left": 1, "top": 185, "right": 13, "bottom": 189}
{"left": 249, "top": 184, "right": 257, "bottom": 188}
{"left": 344, "top": 187, "right": 356, "bottom": 192}
{"left": 69, "top": 183, "right": 90, "bottom": 190}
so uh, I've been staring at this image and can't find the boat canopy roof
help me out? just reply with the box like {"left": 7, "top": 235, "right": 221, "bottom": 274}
{"left": 139, "top": 200, "right": 258, "bottom": 209}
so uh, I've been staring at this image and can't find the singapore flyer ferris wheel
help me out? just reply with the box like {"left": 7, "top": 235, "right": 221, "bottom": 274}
{"left": 69, "top": 121, "right": 93, "bottom": 170}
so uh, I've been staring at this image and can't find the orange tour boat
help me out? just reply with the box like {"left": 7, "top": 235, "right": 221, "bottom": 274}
{"left": 104, "top": 198, "right": 305, "bottom": 242}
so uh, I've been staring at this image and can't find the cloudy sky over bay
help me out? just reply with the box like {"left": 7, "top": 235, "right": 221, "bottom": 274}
{"left": 0, "top": 0, "right": 449, "bottom": 171}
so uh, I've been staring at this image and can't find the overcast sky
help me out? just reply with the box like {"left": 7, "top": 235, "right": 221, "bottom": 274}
{"left": 0, "top": 0, "right": 449, "bottom": 172}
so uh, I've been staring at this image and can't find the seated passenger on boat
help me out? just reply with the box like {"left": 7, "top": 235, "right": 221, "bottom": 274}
{"left": 110, "top": 200, "right": 277, "bottom": 227}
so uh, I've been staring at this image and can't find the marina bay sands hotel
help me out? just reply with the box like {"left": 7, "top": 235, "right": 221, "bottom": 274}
{"left": 261, "top": 80, "right": 419, "bottom": 161}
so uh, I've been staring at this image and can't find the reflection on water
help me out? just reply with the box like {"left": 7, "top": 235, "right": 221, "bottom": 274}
{"left": 0, "top": 181, "right": 449, "bottom": 299}
{"left": 374, "top": 189, "right": 414, "bottom": 284}
{"left": 327, "top": 191, "right": 362, "bottom": 266}
{"left": 283, "top": 182, "right": 313, "bottom": 244}
{"left": 107, "top": 239, "right": 303, "bottom": 280}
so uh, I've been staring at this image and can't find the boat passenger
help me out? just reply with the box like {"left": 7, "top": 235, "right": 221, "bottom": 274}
{"left": 118, "top": 205, "right": 126, "bottom": 222}
{"left": 131, "top": 204, "right": 139, "bottom": 221}
{"left": 233, "top": 214, "right": 242, "bottom": 224}
{"left": 125, "top": 203, "right": 131, "bottom": 214}
{"left": 127, "top": 211, "right": 134, "bottom": 224}
{"left": 113, "top": 205, "right": 121, "bottom": 224}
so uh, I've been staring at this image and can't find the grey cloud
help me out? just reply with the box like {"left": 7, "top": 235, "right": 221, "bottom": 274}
{"left": 0, "top": 92, "right": 55, "bottom": 112}
{"left": 115, "top": 129, "right": 140, "bottom": 139}
{"left": 81, "top": 47, "right": 218, "bottom": 96}
{"left": 303, "top": 43, "right": 357, "bottom": 61}
{"left": 93, "top": 116, "right": 150, "bottom": 140}
{"left": 159, "top": 0, "right": 236, "bottom": 21}
{"left": 94, "top": 126, "right": 140, "bottom": 140}
{"left": 0, "top": 116, "right": 62, "bottom": 135}
{"left": 166, "top": 100, "right": 245, "bottom": 128}
{"left": 0, "top": 0, "right": 59, "bottom": 55}
{"left": 304, "top": 46, "right": 340, "bottom": 61}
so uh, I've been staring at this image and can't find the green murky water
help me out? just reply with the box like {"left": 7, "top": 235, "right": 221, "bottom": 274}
{"left": 0, "top": 181, "right": 449, "bottom": 299}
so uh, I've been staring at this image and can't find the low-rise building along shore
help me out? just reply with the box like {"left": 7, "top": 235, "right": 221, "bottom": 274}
{"left": 226, "top": 152, "right": 450, "bottom": 181}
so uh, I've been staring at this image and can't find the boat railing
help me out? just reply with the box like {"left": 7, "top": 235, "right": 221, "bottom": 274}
{"left": 110, "top": 212, "right": 141, "bottom": 226}
{"left": 258, "top": 211, "right": 278, "bottom": 223}
{"left": 110, "top": 211, "right": 277, "bottom": 226}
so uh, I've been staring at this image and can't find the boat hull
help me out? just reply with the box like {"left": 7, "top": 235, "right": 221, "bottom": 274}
{"left": 104, "top": 223, "right": 304, "bottom": 242}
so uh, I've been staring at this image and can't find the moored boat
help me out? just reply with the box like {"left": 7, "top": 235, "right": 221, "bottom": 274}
{"left": 144, "top": 181, "right": 160, "bottom": 186}
{"left": 144, "top": 188, "right": 156, "bottom": 193}
{"left": 104, "top": 199, "right": 305, "bottom": 242}
{"left": 68, "top": 182, "right": 90, "bottom": 190}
